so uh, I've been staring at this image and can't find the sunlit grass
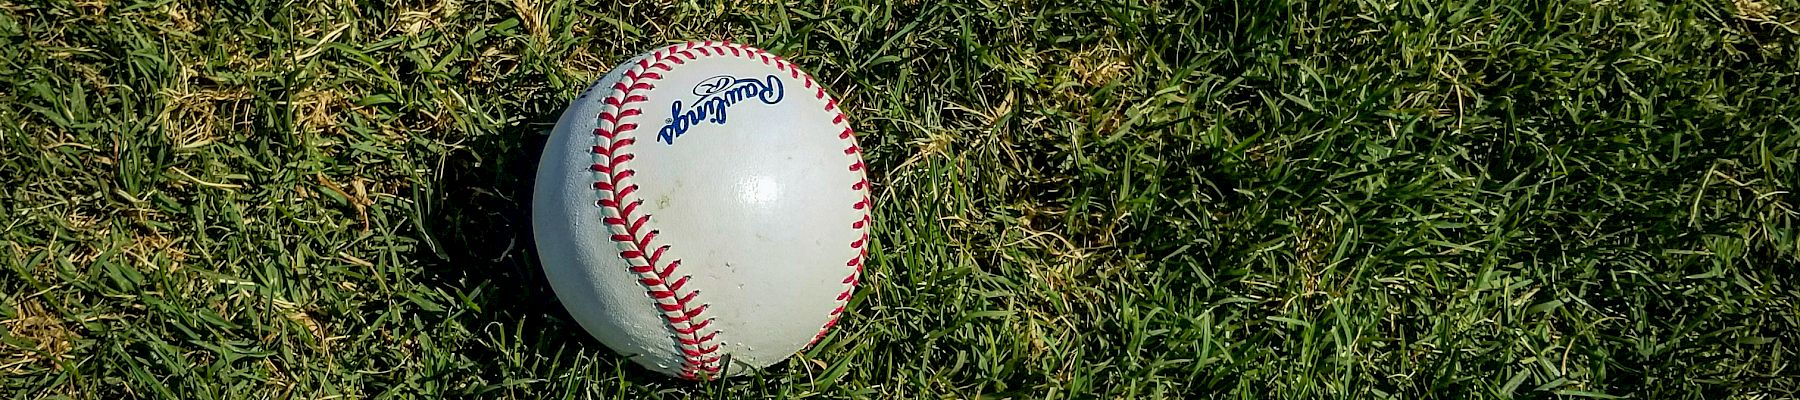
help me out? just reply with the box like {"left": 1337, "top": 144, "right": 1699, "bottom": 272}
{"left": 2, "top": 0, "right": 1797, "bottom": 398}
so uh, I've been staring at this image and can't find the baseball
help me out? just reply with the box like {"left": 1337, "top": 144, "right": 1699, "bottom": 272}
{"left": 532, "top": 41, "right": 870, "bottom": 379}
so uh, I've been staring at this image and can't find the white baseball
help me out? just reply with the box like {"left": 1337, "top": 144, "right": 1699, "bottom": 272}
{"left": 532, "top": 41, "right": 870, "bottom": 379}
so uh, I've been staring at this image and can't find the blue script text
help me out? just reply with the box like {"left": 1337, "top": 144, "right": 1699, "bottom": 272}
{"left": 657, "top": 75, "right": 785, "bottom": 144}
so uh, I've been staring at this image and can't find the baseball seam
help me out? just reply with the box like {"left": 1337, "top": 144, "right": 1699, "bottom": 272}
{"left": 587, "top": 40, "right": 869, "bottom": 380}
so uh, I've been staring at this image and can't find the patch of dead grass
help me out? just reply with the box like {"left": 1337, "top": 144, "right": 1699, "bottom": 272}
{"left": 1, "top": 299, "right": 78, "bottom": 373}
{"left": 1070, "top": 44, "right": 1130, "bottom": 87}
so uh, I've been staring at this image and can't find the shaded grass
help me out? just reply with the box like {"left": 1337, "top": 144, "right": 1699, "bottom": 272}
{"left": 2, "top": 0, "right": 1798, "bottom": 398}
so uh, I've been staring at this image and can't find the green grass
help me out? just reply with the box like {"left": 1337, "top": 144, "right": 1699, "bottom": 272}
{"left": 3, "top": 0, "right": 1799, "bottom": 398}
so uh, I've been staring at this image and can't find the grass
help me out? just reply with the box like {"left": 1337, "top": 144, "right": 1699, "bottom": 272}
{"left": 2, "top": 0, "right": 1799, "bottom": 398}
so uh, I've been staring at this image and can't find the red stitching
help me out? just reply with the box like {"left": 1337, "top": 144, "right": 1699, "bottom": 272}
{"left": 759, "top": 48, "right": 871, "bottom": 350}
{"left": 591, "top": 47, "right": 717, "bottom": 379}
{"left": 587, "top": 41, "right": 867, "bottom": 378}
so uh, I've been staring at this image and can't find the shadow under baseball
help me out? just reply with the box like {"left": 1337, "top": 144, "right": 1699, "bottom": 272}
{"left": 405, "top": 109, "right": 698, "bottom": 391}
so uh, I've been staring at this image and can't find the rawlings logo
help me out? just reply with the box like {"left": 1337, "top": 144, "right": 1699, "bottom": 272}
{"left": 658, "top": 75, "right": 785, "bottom": 144}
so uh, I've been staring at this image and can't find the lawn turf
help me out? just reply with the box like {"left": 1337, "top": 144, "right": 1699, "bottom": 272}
{"left": 2, "top": 0, "right": 1799, "bottom": 398}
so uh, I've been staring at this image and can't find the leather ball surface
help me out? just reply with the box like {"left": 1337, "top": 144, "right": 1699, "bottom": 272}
{"left": 532, "top": 41, "right": 870, "bottom": 379}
